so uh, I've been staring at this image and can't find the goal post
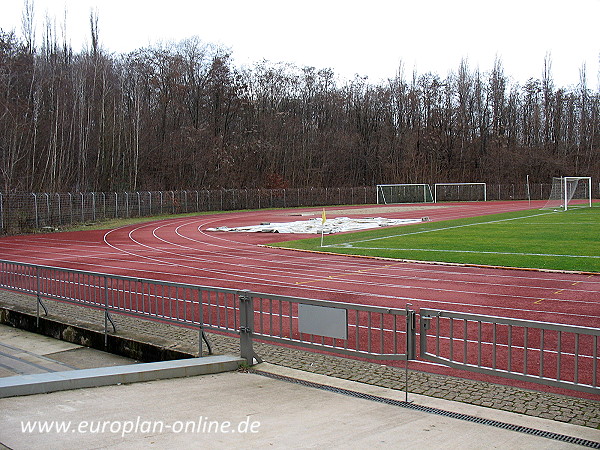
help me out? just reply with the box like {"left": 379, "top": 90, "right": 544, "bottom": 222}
{"left": 541, "top": 177, "right": 592, "bottom": 211}
{"left": 376, "top": 184, "right": 434, "bottom": 204}
{"left": 433, "top": 183, "right": 487, "bottom": 203}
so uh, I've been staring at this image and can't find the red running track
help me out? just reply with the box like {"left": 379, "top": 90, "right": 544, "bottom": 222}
{"left": 1, "top": 201, "right": 599, "bottom": 398}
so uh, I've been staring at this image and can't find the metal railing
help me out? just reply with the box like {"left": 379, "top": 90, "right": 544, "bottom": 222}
{"left": 0, "top": 260, "right": 416, "bottom": 364}
{"left": 246, "top": 291, "right": 416, "bottom": 361}
{"left": 1, "top": 259, "right": 598, "bottom": 394}
{"left": 419, "top": 308, "right": 600, "bottom": 395}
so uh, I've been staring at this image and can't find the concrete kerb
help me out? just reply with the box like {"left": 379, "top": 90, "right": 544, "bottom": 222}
{"left": 1, "top": 289, "right": 599, "bottom": 429}
{"left": 0, "top": 355, "right": 244, "bottom": 398}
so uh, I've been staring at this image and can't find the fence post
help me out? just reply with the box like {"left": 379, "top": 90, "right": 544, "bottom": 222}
{"left": 32, "top": 193, "right": 39, "bottom": 229}
{"left": 419, "top": 313, "right": 432, "bottom": 358}
{"left": 197, "top": 287, "right": 213, "bottom": 357}
{"left": 80, "top": 192, "right": 85, "bottom": 222}
{"left": 56, "top": 193, "right": 61, "bottom": 225}
{"left": 35, "top": 266, "right": 48, "bottom": 327}
{"left": 92, "top": 192, "right": 96, "bottom": 222}
{"left": 69, "top": 193, "right": 73, "bottom": 224}
{"left": 405, "top": 305, "right": 416, "bottom": 360}
{"left": 238, "top": 290, "right": 261, "bottom": 365}
{"left": 44, "top": 193, "right": 50, "bottom": 225}
{"left": 103, "top": 275, "right": 116, "bottom": 347}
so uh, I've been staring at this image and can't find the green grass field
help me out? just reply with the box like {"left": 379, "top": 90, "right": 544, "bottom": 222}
{"left": 273, "top": 205, "right": 600, "bottom": 273}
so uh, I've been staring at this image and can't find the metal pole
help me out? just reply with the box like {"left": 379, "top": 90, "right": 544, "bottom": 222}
{"left": 69, "top": 193, "right": 73, "bottom": 224}
{"left": 239, "top": 290, "right": 261, "bottom": 365}
{"left": 0, "top": 192, "right": 3, "bottom": 231}
{"left": 45, "top": 193, "right": 50, "bottom": 225}
{"left": 57, "top": 193, "right": 61, "bottom": 225}
{"left": 563, "top": 177, "right": 567, "bottom": 211}
{"left": 36, "top": 266, "right": 40, "bottom": 327}
{"left": 32, "top": 193, "right": 39, "bottom": 229}
{"left": 405, "top": 303, "right": 415, "bottom": 402}
{"left": 92, "top": 192, "right": 96, "bottom": 222}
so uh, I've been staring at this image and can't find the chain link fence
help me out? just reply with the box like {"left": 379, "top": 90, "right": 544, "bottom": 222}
{"left": 1, "top": 183, "right": 597, "bottom": 235}
{"left": 0, "top": 187, "right": 373, "bottom": 234}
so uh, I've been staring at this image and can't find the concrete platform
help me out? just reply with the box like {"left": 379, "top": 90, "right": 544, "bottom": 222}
{"left": 1, "top": 363, "right": 599, "bottom": 449}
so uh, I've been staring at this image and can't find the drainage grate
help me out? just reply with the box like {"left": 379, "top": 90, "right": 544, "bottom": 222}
{"left": 251, "top": 369, "right": 600, "bottom": 449}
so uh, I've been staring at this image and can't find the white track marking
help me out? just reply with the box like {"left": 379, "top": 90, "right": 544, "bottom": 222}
{"left": 334, "top": 246, "right": 600, "bottom": 259}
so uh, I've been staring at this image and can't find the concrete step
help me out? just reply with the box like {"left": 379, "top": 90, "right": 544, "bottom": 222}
{"left": 0, "top": 355, "right": 244, "bottom": 398}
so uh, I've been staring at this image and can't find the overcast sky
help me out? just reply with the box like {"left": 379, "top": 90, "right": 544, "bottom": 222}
{"left": 1, "top": 0, "right": 599, "bottom": 89}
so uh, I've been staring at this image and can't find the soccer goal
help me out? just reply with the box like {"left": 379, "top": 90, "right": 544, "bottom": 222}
{"left": 433, "top": 183, "right": 487, "bottom": 203}
{"left": 376, "top": 184, "right": 434, "bottom": 204}
{"left": 541, "top": 177, "right": 592, "bottom": 211}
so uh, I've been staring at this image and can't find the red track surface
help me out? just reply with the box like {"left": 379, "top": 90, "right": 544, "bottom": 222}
{"left": 1, "top": 201, "right": 599, "bottom": 398}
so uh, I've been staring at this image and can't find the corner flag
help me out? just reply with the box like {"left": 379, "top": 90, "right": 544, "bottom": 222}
{"left": 320, "top": 208, "right": 326, "bottom": 247}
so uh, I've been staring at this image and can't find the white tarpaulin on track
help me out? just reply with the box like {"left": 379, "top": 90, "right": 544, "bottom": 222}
{"left": 206, "top": 216, "right": 425, "bottom": 234}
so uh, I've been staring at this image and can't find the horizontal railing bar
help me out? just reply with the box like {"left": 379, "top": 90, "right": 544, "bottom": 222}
{"left": 253, "top": 334, "right": 409, "bottom": 361}
{"left": 420, "top": 308, "right": 600, "bottom": 336}
{"left": 251, "top": 292, "right": 409, "bottom": 315}
{"left": 421, "top": 353, "right": 599, "bottom": 396}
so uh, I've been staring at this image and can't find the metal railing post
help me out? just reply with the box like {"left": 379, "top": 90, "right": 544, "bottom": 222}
{"left": 404, "top": 304, "right": 416, "bottom": 402}
{"left": 239, "top": 290, "right": 261, "bottom": 365}
{"left": 103, "top": 276, "right": 116, "bottom": 347}
{"left": 104, "top": 275, "right": 109, "bottom": 346}
{"left": 419, "top": 314, "right": 432, "bottom": 358}
{"left": 405, "top": 304, "right": 416, "bottom": 360}
{"left": 197, "top": 287, "right": 212, "bottom": 357}
{"left": 34, "top": 266, "right": 48, "bottom": 327}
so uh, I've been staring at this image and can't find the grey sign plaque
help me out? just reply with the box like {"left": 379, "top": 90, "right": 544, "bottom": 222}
{"left": 298, "top": 304, "right": 348, "bottom": 340}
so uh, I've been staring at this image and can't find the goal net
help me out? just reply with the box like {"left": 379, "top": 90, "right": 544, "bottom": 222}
{"left": 541, "top": 177, "right": 592, "bottom": 211}
{"left": 376, "top": 184, "right": 434, "bottom": 204}
{"left": 434, "top": 183, "right": 487, "bottom": 203}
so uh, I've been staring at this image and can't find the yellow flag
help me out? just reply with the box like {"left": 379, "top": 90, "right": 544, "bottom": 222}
{"left": 322, "top": 208, "right": 326, "bottom": 224}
